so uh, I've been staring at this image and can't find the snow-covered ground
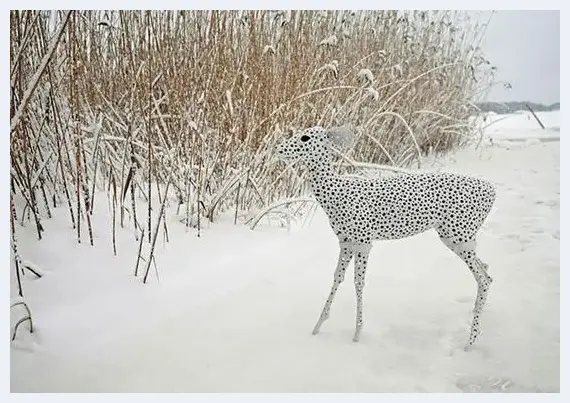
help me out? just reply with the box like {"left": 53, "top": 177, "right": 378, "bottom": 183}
{"left": 480, "top": 109, "right": 560, "bottom": 143}
{"left": 10, "top": 111, "right": 560, "bottom": 392}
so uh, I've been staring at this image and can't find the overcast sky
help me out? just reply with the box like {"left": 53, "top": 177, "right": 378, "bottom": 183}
{"left": 476, "top": 10, "right": 560, "bottom": 104}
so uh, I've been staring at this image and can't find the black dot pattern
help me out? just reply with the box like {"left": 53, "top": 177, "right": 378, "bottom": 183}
{"left": 277, "top": 126, "right": 497, "bottom": 348}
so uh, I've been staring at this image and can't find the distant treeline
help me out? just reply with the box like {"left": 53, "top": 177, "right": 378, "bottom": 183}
{"left": 474, "top": 101, "right": 560, "bottom": 114}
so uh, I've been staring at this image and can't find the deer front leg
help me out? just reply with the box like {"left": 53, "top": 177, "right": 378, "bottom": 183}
{"left": 312, "top": 245, "right": 354, "bottom": 335}
{"left": 352, "top": 246, "right": 371, "bottom": 342}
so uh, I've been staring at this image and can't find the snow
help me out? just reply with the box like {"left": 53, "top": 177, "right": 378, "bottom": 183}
{"left": 10, "top": 113, "right": 560, "bottom": 392}
{"left": 480, "top": 110, "right": 560, "bottom": 143}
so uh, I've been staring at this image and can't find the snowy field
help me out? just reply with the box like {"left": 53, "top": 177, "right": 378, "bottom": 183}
{"left": 10, "top": 111, "right": 560, "bottom": 392}
{"left": 480, "top": 109, "right": 560, "bottom": 143}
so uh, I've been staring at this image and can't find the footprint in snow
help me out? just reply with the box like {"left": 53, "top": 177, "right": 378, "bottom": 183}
{"left": 455, "top": 375, "right": 548, "bottom": 393}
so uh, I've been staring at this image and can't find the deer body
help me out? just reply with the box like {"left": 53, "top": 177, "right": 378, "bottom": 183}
{"left": 309, "top": 166, "right": 494, "bottom": 244}
{"left": 277, "top": 126, "right": 496, "bottom": 349}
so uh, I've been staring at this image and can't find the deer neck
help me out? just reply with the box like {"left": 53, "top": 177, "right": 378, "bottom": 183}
{"left": 304, "top": 156, "right": 338, "bottom": 207}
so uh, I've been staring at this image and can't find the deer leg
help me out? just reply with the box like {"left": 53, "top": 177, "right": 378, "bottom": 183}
{"left": 470, "top": 257, "right": 491, "bottom": 313}
{"left": 464, "top": 254, "right": 492, "bottom": 350}
{"left": 312, "top": 245, "right": 354, "bottom": 335}
{"left": 440, "top": 236, "right": 492, "bottom": 350}
{"left": 352, "top": 245, "right": 372, "bottom": 342}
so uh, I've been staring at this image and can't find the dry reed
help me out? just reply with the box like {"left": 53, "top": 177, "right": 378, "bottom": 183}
{"left": 10, "top": 10, "right": 495, "bottom": 271}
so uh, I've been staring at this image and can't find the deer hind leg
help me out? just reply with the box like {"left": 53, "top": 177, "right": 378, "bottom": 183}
{"left": 312, "top": 244, "right": 354, "bottom": 335}
{"left": 439, "top": 235, "right": 492, "bottom": 350}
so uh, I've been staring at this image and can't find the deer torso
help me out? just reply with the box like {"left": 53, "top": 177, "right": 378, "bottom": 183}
{"left": 308, "top": 169, "right": 495, "bottom": 244}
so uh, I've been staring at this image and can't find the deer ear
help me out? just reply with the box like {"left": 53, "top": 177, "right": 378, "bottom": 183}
{"left": 326, "top": 125, "right": 357, "bottom": 152}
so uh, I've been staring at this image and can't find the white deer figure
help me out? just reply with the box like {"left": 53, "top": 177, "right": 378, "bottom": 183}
{"left": 275, "top": 126, "right": 496, "bottom": 349}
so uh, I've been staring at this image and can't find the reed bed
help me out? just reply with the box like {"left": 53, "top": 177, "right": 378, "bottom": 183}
{"left": 10, "top": 10, "right": 494, "bottom": 290}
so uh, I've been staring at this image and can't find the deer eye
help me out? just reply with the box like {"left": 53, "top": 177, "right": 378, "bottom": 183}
{"left": 300, "top": 135, "right": 310, "bottom": 142}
